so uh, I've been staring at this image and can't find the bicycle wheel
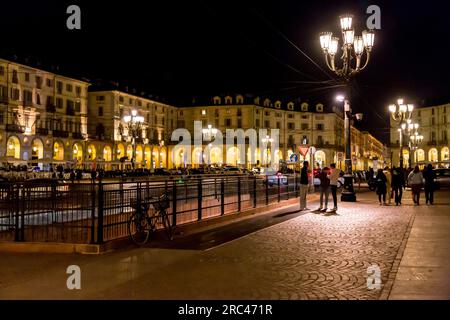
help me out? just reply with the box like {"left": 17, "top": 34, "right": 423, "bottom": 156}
{"left": 128, "top": 213, "right": 151, "bottom": 245}
{"left": 161, "top": 210, "right": 173, "bottom": 240}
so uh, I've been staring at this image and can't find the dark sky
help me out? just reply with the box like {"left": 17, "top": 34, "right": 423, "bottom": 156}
{"left": 1, "top": 0, "right": 450, "bottom": 143}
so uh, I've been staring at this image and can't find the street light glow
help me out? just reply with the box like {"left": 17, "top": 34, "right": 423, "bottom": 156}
{"left": 339, "top": 14, "right": 353, "bottom": 30}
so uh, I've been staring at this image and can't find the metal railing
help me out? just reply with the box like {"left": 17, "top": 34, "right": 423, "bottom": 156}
{"left": 0, "top": 174, "right": 300, "bottom": 244}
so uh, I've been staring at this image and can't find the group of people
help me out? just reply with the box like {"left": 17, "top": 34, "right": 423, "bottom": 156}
{"left": 374, "top": 164, "right": 436, "bottom": 206}
{"left": 298, "top": 161, "right": 437, "bottom": 212}
{"left": 299, "top": 161, "right": 341, "bottom": 214}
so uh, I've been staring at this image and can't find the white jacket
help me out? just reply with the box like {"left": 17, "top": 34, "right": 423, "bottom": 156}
{"left": 408, "top": 171, "right": 424, "bottom": 185}
{"left": 328, "top": 169, "right": 341, "bottom": 186}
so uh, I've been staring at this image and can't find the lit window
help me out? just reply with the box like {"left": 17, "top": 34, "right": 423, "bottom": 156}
{"left": 202, "top": 109, "right": 206, "bottom": 115}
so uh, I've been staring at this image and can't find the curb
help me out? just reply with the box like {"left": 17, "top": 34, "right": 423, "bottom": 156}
{"left": 379, "top": 210, "right": 416, "bottom": 300}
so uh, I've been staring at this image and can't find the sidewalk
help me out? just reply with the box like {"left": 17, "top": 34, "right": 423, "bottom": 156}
{"left": 388, "top": 191, "right": 450, "bottom": 299}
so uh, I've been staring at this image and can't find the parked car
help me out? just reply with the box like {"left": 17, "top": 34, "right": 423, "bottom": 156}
{"left": 264, "top": 170, "right": 288, "bottom": 186}
{"left": 434, "top": 168, "right": 450, "bottom": 189}
{"left": 154, "top": 168, "right": 171, "bottom": 176}
{"left": 252, "top": 167, "right": 262, "bottom": 174}
{"left": 223, "top": 167, "right": 242, "bottom": 174}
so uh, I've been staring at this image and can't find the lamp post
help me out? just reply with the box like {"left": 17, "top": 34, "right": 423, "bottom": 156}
{"left": 202, "top": 125, "right": 217, "bottom": 166}
{"left": 389, "top": 98, "right": 414, "bottom": 168}
{"left": 262, "top": 135, "right": 274, "bottom": 169}
{"left": 123, "top": 109, "right": 144, "bottom": 169}
{"left": 410, "top": 131, "right": 423, "bottom": 166}
{"left": 402, "top": 121, "right": 420, "bottom": 167}
{"left": 336, "top": 95, "right": 363, "bottom": 201}
{"left": 319, "top": 14, "right": 374, "bottom": 202}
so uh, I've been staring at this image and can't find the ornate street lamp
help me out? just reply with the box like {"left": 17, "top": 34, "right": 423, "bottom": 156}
{"left": 123, "top": 109, "right": 144, "bottom": 169}
{"left": 319, "top": 14, "right": 374, "bottom": 80}
{"left": 202, "top": 124, "right": 218, "bottom": 141}
{"left": 319, "top": 14, "right": 374, "bottom": 202}
{"left": 410, "top": 131, "right": 423, "bottom": 165}
{"left": 389, "top": 98, "right": 414, "bottom": 168}
{"left": 402, "top": 121, "right": 420, "bottom": 167}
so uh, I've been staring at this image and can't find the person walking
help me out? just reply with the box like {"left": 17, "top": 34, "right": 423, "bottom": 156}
{"left": 423, "top": 164, "right": 436, "bottom": 205}
{"left": 383, "top": 166, "right": 392, "bottom": 205}
{"left": 408, "top": 166, "right": 424, "bottom": 206}
{"left": 328, "top": 163, "right": 341, "bottom": 212}
{"left": 375, "top": 169, "right": 387, "bottom": 205}
{"left": 299, "top": 161, "right": 310, "bottom": 211}
{"left": 315, "top": 166, "right": 331, "bottom": 212}
{"left": 69, "top": 170, "right": 75, "bottom": 184}
{"left": 391, "top": 166, "right": 404, "bottom": 205}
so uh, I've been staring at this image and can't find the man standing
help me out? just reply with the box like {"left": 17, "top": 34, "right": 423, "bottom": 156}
{"left": 423, "top": 164, "right": 436, "bottom": 205}
{"left": 328, "top": 163, "right": 340, "bottom": 212}
{"left": 315, "top": 166, "right": 331, "bottom": 213}
{"left": 391, "top": 166, "right": 404, "bottom": 205}
{"left": 299, "top": 161, "right": 310, "bottom": 211}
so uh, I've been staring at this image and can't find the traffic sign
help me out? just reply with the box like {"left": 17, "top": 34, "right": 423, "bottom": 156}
{"left": 298, "top": 145, "right": 310, "bottom": 157}
{"left": 337, "top": 152, "right": 344, "bottom": 161}
{"left": 290, "top": 153, "right": 299, "bottom": 162}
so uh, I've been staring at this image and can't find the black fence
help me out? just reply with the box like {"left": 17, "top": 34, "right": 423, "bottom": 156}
{"left": 0, "top": 174, "right": 300, "bottom": 244}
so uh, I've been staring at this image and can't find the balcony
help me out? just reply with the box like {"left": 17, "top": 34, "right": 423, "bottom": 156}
{"left": 52, "top": 130, "right": 69, "bottom": 138}
{"left": 135, "top": 137, "right": 144, "bottom": 144}
{"left": 23, "top": 100, "right": 34, "bottom": 108}
{"left": 36, "top": 127, "right": 49, "bottom": 135}
{"left": 6, "top": 124, "right": 25, "bottom": 133}
{"left": 46, "top": 104, "right": 56, "bottom": 113}
{"left": 428, "top": 141, "right": 437, "bottom": 146}
{"left": 72, "top": 132, "right": 84, "bottom": 139}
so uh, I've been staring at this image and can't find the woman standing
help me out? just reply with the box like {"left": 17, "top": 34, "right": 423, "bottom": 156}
{"left": 375, "top": 169, "right": 387, "bottom": 205}
{"left": 408, "top": 166, "right": 424, "bottom": 206}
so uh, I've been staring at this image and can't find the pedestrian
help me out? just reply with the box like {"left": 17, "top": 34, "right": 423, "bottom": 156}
{"left": 69, "top": 170, "right": 75, "bottom": 184}
{"left": 76, "top": 169, "right": 82, "bottom": 182}
{"left": 375, "top": 169, "right": 387, "bottom": 205}
{"left": 383, "top": 166, "right": 392, "bottom": 205}
{"left": 90, "top": 169, "right": 97, "bottom": 184}
{"left": 423, "top": 164, "right": 436, "bottom": 205}
{"left": 391, "top": 166, "right": 404, "bottom": 205}
{"left": 315, "top": 166, "right": 330, "bottom": 212}
{"left": 328, "top": 163, "right": 340, "bottom": 212}
{"left": 299, "top": 161, "right": 310, "bottom": 211}
{"left": 408, "top": 166, "right": 424, "bottom": 206}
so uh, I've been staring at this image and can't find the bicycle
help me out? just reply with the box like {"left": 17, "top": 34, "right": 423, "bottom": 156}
{"left": 128, "top": 193, "right": 173, "bottom": 245}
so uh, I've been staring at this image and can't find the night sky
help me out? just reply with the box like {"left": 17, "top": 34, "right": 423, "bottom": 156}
{"left": 1, "top": 0, "right": 450, "bottom": 143}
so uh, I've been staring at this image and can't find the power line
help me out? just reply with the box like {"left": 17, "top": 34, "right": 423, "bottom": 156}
{"left": 251, "top": 8, "right": 336, "bottom": 82}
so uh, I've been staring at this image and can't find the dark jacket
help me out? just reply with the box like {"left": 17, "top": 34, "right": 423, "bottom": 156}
{"left": 376, "top": 172, "right": 387, "bottom": 195}
{"left": 316, "top": 171, "right": 330, "bottom": 188}
{"left": 300, "top": 167, "right": 308, "bottom": 185}
{"left": 391, "top": 170, "right": 405, "bottom": 188}
{"left": 423, "top": 169, "right": 436, "bottom": 186}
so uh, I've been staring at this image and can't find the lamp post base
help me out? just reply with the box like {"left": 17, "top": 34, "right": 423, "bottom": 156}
{"left": 340, "top": 174, "right": 357, "bottom": 202}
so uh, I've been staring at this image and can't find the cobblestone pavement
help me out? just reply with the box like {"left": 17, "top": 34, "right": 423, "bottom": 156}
{"left": 2, "top": 190, "right": 446, "bottom": 300}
